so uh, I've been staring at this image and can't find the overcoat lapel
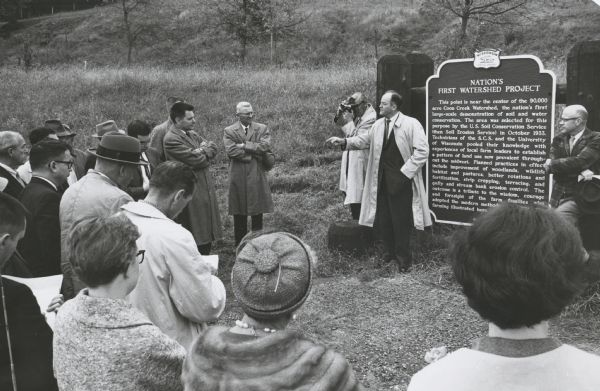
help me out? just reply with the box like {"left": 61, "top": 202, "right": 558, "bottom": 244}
{"left": 571, "top": 128, "right": 592, "bottom": 156}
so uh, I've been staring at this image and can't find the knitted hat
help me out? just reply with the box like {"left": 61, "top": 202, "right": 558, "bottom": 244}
{"left": 232, "top": 232, "right": 315, "bottom": 320}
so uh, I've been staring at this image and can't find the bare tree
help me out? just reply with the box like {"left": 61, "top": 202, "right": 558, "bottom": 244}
{"left": 430, "top": 0, "right": 527, "bottom": 53}
{"left": 205, "top": 0, "right": 264, "bottom": 63}
{"left": 259, "top": 0, "right": 311, "bottom": 64}
{"left": 203, "top": 0, "right": 309, "bottom": 64}
{"left": 117, "top": 0, "right": 156, "bottom": 65}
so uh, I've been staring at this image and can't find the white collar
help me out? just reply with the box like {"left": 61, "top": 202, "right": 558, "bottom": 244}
{"left": 385, "top": 112, "right": 401, "bottom": 127}
{"left": 571, "top": 128, "right": 585, "bottom": 143}
{"left": 89, "top": 169, "right": 120, "bottom": 188}
{"left": 121, "top": 200, "right": 169, "bottom": 220}
{"left": 31, "top": 175, "right": 58, "bottom": 191}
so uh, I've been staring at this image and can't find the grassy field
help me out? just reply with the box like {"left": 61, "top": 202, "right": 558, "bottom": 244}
{"left": 0, "top": 63, "right": 379, "bottom": 275}
{"left": 2, "top": 64, "right": 600, "bottom": 389}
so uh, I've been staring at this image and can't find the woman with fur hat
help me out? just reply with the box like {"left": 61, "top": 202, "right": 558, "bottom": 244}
{"left": 182, "top": 231, "right": 363, "bottom": 390}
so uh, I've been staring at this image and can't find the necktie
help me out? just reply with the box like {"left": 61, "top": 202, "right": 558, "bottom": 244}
{"left": 569, "top": 136, "right": 576, "bottom": 154}
{"left": 142, "top": 153, "right": 151, "bottom": 177}
{"left": 244, "top": 126, "right": 248, "bottom": 136}
{"left": 384, "top": 119, "right": 391, "bottom": 142}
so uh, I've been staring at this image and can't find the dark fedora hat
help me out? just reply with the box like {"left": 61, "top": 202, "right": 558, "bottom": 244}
{"left": 45, "top": 119, "right": 76, "bottom": 137}
{"left": 88, "top": 134, "right": 148, "bottom": 165}
{"left": 574, "top": 178, "right": 600, "bottom": 215}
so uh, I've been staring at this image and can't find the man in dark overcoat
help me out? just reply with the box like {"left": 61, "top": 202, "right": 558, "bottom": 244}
{"left": 0, "top": 131, "right": 28, "bottom": 199}
{"left": 126, "top": 120, "right": 161, "bottom": 200}
{"left": 0, "top": 192, "right": 59, "bottom": 391}
{"left": 224, "top": 102, "right": 274, "bottom": 245}
{"left": 164, "top": 102, "right": 222, "bottom": 255}
{"left": 18, "top": 140, "right": 72, "bottom": 277}
{"left": 544, "top": 104, "right": 600, "bottom": 227}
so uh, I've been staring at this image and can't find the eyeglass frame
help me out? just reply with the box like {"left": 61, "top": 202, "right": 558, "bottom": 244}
{"left": 559, "top": 117, "right": 581, "bottom": 122}
{"left": 136, "top": 249, "right": 145, "bottom": 264}
{"left": 51, "top": 160, "right": 75, "bottom": 169}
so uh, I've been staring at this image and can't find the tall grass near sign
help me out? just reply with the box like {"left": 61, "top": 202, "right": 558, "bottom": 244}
{"left": 1, "top": 65, "right": 597, "bottom": 316}
{"left": 1, "top": 64, "right": 397, "bottom": 275}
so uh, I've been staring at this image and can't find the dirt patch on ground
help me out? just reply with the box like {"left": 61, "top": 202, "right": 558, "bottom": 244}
{"left": 216, "top": 273, "right": 600, "bottom": 390}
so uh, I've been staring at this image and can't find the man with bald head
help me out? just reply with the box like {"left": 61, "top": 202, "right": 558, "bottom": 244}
{"left": 224, "top": 101, "right": 274, "bottom": 245}
{"left": 544, "top": 104, "right": 600, "bottom": 226}
{"left": 327, "top": 91, "right": 431, "bottom": 272}
{"left": 0, "top": 131, "right": 29, "bottom": 198}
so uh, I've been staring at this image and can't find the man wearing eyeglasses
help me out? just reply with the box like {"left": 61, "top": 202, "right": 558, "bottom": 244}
{"left": 18, "top": 139, "right": 72, "bottom": 277}
{"left": 0, "top": 131, "right": 30, "bottom": 199}
{"left": 544, "top": 105, "right": 600, "bottom": 226}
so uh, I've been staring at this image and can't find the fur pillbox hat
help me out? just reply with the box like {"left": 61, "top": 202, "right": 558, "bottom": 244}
{"left": 232, "top": 231, "right": 316, "bottom": 320}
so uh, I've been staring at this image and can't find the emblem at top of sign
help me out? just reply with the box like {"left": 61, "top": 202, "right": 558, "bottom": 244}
{"left": 473, "top": 49, "right": 501, "bottom": 69}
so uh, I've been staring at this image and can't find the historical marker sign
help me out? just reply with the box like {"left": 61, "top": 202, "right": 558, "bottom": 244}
{"left": 426, "top": 55, "right": 556, "bottom": 225}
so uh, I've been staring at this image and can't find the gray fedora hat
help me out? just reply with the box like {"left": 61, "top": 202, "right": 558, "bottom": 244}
{"left": 87, "top": 134, "right": 148, "bottom": 165}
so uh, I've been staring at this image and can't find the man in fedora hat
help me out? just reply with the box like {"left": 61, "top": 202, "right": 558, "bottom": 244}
{"left": 45, "top": 119, "right": 87, "bottom": 183}
{"left": 59, "top": 134, "right": 147, "bottom": 299}
{"left": 544, "top": 105, "right": 600, "bottom": 227}
{"left": 84, "top": 120, "right": 126, "bottom": 173}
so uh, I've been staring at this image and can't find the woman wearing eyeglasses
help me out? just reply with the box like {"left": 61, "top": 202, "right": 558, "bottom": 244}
{"left": 53, "top": 214, "right": 186, "bottom": 391}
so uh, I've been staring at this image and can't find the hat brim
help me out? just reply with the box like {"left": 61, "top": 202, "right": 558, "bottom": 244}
{"left": 92, "top": 129, "right": 126, "bottom": 139}
{"left": 87, "top": 148, "right": 148, "bottom": 165}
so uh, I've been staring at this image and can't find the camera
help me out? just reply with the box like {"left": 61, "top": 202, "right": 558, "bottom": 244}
{"left": 333, "top": 96, "right": 360, "bottom": 124}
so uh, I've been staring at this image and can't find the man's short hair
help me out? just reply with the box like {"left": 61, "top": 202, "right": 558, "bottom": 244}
{"left": 170, "top": 102, "right": 194, "bottom": 123}
{"left": 69, "top": 214, "right": 140, "bottom": 288}
{"left": 29, "top": 127, "right": 56, "bottom": 145}
{"left": 30, "top": 139, "right": 70, "bottom": 171}
{"left": 150, "top": 161, "right": 195, "bottom": 197}
{"left": 236, "top": 101, "right": 253, "bottom": 114}
{"left": 127, "top": 120, "right": 152, "bottom": 138}
{"left": 450, "top": 203, "right": 588, "bottom": 329}
{"left": 384, "top": 90, "right": 403, "bottom": 110}
{"left": 570, "top": 105, "right": 588, "bottom": 122}
{"left": 0, "top": 192, "right": 28, "bottom": 236}
{"left": 0, "top": 131, "right": 23, "bottom": 157}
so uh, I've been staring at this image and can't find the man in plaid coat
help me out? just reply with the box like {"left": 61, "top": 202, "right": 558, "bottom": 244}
{"left": 544, "top": 105, "right": 600, "bottom": 226}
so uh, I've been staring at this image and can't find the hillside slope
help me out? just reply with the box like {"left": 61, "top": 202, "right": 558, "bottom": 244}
{"left": 1, "top": 0, "right": 599, "bottom": 75}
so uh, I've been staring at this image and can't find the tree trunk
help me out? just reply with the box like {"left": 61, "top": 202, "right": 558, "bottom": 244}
{"left": 460, "top": 14, "right": 469, "bottom": 41}
{"left": 240, "top": 0, "right": 248, "bottom": 63}
{"left": 270, "top": 30, "right": 274, "bottom": 64}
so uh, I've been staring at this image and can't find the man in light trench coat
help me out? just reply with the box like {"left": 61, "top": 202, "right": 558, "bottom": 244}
{"left": 327, "top": 90, "right": 432, "bottom": 272}
{"left": 224, "top": 102, "right": 274, "bottom": 246}
{"left": 334, "top": 92, "right": 377, "bottom": 220}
